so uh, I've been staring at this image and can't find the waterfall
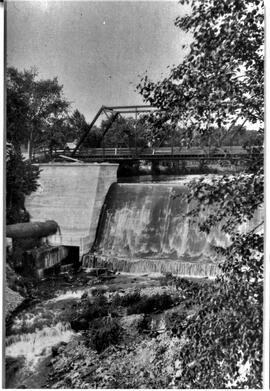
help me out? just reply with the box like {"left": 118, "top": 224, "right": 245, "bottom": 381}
{"left": 83, "top": 182, "right": 230, "bottom": 277}
{"left": 85, "top": 181, "right": 263, "bottom": 277}
{"left": 6, "top": 322, "right": 74, "bottom": 366}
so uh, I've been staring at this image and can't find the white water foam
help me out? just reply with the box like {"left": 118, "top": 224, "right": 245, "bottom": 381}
{"left": 6, "top": 322, "right": 74, "bottom": 367}
{"left": 47, "top": 289, "right": 88, "bottom": 303}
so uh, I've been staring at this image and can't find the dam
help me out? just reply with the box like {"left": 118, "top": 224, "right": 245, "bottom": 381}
{"left": 83, "top": 181, "right": 230, "bottom": 277}
{"left": 25, "top": 164, "right": 263, "bottom": 278}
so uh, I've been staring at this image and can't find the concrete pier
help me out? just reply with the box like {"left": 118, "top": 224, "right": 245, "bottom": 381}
{"left": 25, "top": 163, "right": 118, "bottom": 257}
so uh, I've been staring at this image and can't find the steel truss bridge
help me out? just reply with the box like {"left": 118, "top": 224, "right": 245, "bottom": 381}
{"left": 45, "top": 105, "right": 262, "bottom": 163}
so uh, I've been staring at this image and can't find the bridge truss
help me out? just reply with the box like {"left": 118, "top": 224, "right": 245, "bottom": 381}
{"left": 47, "top": 105, "right": 262, "bottom": 163}
{"left": 71, "top": 105, "right": 156, "bottom": 157}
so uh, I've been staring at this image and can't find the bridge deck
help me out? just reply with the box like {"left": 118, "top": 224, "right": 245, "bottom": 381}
{"left": 48, "top": 146, "right": 262, "bottom": 162}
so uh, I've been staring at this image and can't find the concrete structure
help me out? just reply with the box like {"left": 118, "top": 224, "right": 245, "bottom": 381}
{"left": 25, "top": 163, "right": 118, "bottom": 257}
{"left": 24, "top": 245, "right": 69, "bottom": 279}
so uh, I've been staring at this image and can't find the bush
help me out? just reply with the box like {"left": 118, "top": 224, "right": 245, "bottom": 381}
{"left": 137, "top": 314, "right": 152, "bottom": 333}
{"left": 83, "top": 295, "right": 109, "bottom": 319}
{"left": 165, "top": 310, "right": 189, "bottom": 337}
{"left": 112, "top": 291, "right": 142, "bottom": 307}
{"left": 127, "top": 293, "right": 174, "bottom": 315}
{"left": 71, "top": 295, "right": 111, "bottom": 331}
{"left": 87, "top": 316, "right": 122, "bottom": 353}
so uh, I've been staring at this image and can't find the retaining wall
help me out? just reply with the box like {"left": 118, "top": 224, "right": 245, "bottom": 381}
{"left": 25, "top": 163, "right": 118, "bottom": 257}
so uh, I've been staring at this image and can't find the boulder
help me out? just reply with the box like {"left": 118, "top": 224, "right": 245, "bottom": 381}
{"left": 120, "top": 314, "right": 144, "bottom": 335}
{"left": 5, "top": 285, "right": 24, "bottom": 318}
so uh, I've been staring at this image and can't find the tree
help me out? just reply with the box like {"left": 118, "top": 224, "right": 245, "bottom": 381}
{"left": 7, "top": 67, "right": 70, "bottom": 159}
{"left": 69, "top": 109, "right": 102, "bottom": 148}
{"left": 101, "top": 116, "right": 148, "bottom": 149}
{"left": 7, "top": 68, "right": 33, "bottom": 150}
{"left": 37, "top": 116, "right": 72, "bottom": 157}
{"left": 137, "top": 1, "right": 263, "bottom": 142}
{"left": 6, "top": 144, "right": 40, "bottom": 224}
{"left": 137, "top": 0, "right": 264, "bottom": 387}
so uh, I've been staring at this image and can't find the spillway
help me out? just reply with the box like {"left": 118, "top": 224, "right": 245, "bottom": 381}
{"left": 83, "top": 181, "right": 233, "bottom": 277}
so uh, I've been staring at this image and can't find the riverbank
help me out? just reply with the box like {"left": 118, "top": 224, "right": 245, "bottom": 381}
{"left": 5, "top": 267, "right": 212, "bottom": 389}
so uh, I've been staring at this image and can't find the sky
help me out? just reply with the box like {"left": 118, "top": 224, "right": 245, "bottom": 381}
{"left": 6, "top": 0, "right": 192, "bottom": 122}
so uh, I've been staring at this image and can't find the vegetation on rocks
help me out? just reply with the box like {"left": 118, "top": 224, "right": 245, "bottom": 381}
{"left": 87, "top": 316, "right": 123, "bottom": 353}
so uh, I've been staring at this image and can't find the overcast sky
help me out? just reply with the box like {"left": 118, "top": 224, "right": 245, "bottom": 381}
{"left": 6, "top": 0, "right": 192, "bottom": 122}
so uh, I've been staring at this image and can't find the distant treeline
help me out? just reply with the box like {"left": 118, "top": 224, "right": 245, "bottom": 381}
{"left": 7, "top": 66, "right": 262, "bottom": 160}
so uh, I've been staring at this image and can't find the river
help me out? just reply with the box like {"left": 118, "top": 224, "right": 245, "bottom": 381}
{"left": 5, "top": 174, "right": 262, "bottom": 388}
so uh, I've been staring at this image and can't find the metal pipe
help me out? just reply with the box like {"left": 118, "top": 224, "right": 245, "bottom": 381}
{"left": 6, "top": 221, "right": 59, "bottom": 239}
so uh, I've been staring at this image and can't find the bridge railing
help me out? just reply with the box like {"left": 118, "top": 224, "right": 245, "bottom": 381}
{"left": 34, "top": 145, "right": 262, "bottom": 161}
{"left": 58, "top": 146, "right": 258, "bottom": 157}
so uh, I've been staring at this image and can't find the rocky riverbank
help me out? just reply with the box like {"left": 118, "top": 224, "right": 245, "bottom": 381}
{"left": 5, "top": 267, "right": 211, "bottom": 389}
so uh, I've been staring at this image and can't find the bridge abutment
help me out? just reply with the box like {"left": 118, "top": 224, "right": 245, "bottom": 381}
{"left": 25, "top": 163, "right": 118, "bottom": 258}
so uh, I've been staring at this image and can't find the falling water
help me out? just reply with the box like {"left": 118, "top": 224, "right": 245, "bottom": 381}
{"left": 84, "top": 181, "right": 263, "bottom": 277}
{"left": 5, "top": 288, "right": 85, "bottom": 387}
{"left": 6, "top": 322, "right": 74, "bottom": 367}
{"left": 82, "top": 182, "right": 222, "bottom": 277}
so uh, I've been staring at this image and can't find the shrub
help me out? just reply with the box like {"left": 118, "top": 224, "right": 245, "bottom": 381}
{"left": 87, "top": 316, "right": 122, "bottom": 353}
{"left": 71, "top": 295, "right": 111, "bottom": 331}
{"left": 112, "top": 291, "right": 142, "bottom": 307}
{"left": 137, "top": 314, "right": 152, "bottom": 333}
{"left": 127, "top": 293, "right": 174, "bottom": 315}
{"left": 83, "top": 295, "right": 109, "bottom": 320}
{"left": 165, "top": 310, "right": 189, "bottom": 337}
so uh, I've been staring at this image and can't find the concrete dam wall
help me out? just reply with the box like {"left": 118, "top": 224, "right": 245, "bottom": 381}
{"left": 25, "top": 163, "right": 118, "bottom": 257}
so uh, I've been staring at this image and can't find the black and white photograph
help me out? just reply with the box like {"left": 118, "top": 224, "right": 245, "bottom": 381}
{"left": 3, "top": 0, "right": 264, "bottom": 388}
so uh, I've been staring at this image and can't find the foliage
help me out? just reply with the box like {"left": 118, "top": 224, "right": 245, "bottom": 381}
{"left": 6, "top": 146, "right": 40, "bottom": 224}
{"left": 186, "top": 172, "right": 264, "bottom": 235}
{"left": 112, "top": 291, "right": 176, "bottom": 315}
{"left": 102, "top": 116, "right": 148, "bottom": 149}
{"left": 112, "top": 291, "right": 142, "bottom": 307}
{"left": 137, "top": 0, "right": 264, "bottom": 387}
{"left": 69, "top": 113, "right": 150, "bottom": 150}
{"left": 69, "top": 109, "right": 102, "bottom": 148}
{"left": 71, "top": 295, "right": 111, "bottom": 331}
{"left": 7, "top": 67, "right": 70, "bottom": 158}
{"left": 165, "top": 310, "right": 189, "bottom": 338}
{"left": 178, "top": 232, "right": 263, "bottom": 389}
{"left": 137, "top": 1, "right": 263, "bottom": 141}
{"left": 127, "top": 293, "right": 174, "bottom": 315}
{"left": 87, "top": 316, "right": 123, "bottom": 353}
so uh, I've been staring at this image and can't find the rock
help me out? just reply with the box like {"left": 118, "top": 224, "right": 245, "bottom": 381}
{"left": 174, "top": 359, "right": 181, "bottom": 369}
{"left": 64, "top": 274, "right": 74, "bottom": 283}
{"left": 70, "top": 317, "right": 89, "bottom": 331}
{"left": 100, "top": 275, "right": 116, "bottom": 281}
{"left": 175, "top": 369, "right": 182, "bottom": 379}
{"left": 120, "top": 314, "right": 144, "bottom": 335}
{"left": 5, "top": 286, "right": 25, "bottom": 317}
{"left": 6, "top": 263, "right": 27, "bottom": 296}
{"left": 60, "top": 264, "right": 74, "bottom": 274}
{"left": 52, "top": 341, "right": 67, "bottom": 357}
{"left": 89, "top": 285, "right": 109, "bottom": 296}
{"left": 88, "top": 268, "right": 108, "bottom": 277}
{"left": 5, "top": 356, "right": 25, "bottom": 386}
